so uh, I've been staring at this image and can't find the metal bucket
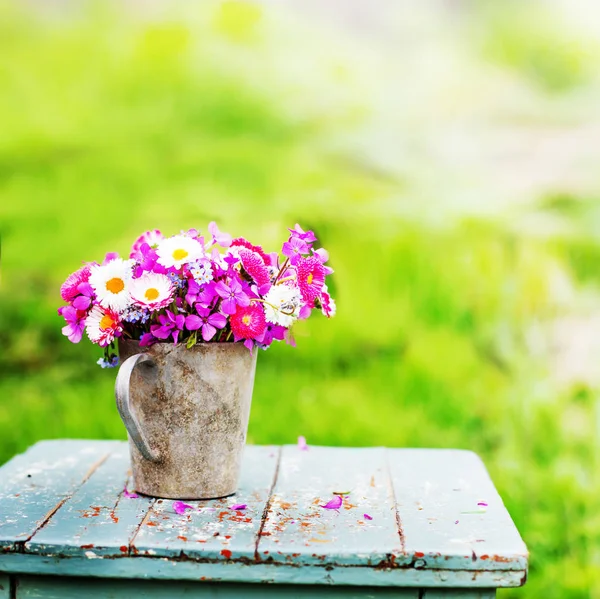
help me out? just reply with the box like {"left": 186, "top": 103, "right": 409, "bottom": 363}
{"left": 115, "top": 339, "right": 257, "bottom": 499}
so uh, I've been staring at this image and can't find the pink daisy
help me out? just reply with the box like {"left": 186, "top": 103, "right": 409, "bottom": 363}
{"left": 230, "top": 303, "right": 267, "bottom": 342}
{"left": 231, "top": 238, "right": 271, "bottom": 264}
{"left": 238, "top": 248, "right": 271, "bottom": 292}
{"left": 60, "top": 265, "right": 92, "bottom": 302}
{"left": 86, "top": 306, "right": 123, "bottom": 347}
{"left": 295, "top": 256, "right": 326, "bottom": 303}
{"left": 130, "top": 229, "right": 164, "bottom": 259}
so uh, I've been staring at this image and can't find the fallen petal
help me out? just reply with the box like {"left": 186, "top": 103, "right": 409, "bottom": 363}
{"left": 320, "top": 495, "right": 343, "bottom": 510}
{"left": 477, "top": 501, "right": 488, "bottom": 507}
{"left": 297, "top": 436, "right": 308, "bottom": 451}
{"left": 230, "top": 504, "right": 247, "bottom": 511}
{"left": 123, "top": 488, "right": 139, "bottom": 499}
{"left": 173, "top": 501, "right": 194, "bottom": 515}
{"left": 364, "top": 513, "right": 373, "bottom": 521}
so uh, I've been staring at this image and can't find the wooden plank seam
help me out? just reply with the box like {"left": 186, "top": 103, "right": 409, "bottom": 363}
{"left": 16, "top": 451, "right": 114, "bottom": 552}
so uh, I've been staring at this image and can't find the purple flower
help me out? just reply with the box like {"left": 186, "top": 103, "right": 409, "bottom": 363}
{"left": 139, "top": 332, "right": 158, "bottom": 347}
{"left": 320, "top": 495, "right": 343, "bottom": 510}
{"left": 123, "top": 487, "right": 139, "bottom": 499}
{"left": 364, "top": 513, "right": 373, "bottom": 521}
{"left": 151, "top": 310, "right": 185, "bottom": 343}
{"left": 185, "top": 279, "right": 217, "bottom": 308}
{"left": 260, "top": 324, "right": 286, "bottom": 348}
{"left": 288, "top": 224, "right": 317, "bottom": 244}
{"left": 230, "top": 504, "right": 247, "bottom": 511}
{"left": 282, "top": 236, "right": 309, "bottom": 265}
{"left": 185, "top": 306, "right": 227, "bottom": 341}
{"left": 58, "top": 306, "right": 86, "bottom": 344}
{"left": 214, "top": 279, "right": 250, "bottom": 315}
{"left": 208, "top": 222, "right": 232, "bottom": 248}
{"left": 298, "top": 436, "right": 309, "bottom": 451}
{"left": 173, "top": 501, "right": 194, "bottom": 515}
{"left": 133, "top": 243, "right": 167, "bottom": 277}
{"left": 97, "top": 355, "right": 119, "bottom": 368}
{"left": 71, "top": 282, "right": 94, "bottom": 311}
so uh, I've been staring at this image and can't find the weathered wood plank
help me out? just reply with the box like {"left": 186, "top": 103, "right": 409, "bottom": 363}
{"left": 0, "top": 553, "right": 526, "bottom": 587}
{"left": 15, "top": 574, "right": 419, "bottom": 598}
{"left": 257, "top": 445, "right": 402, "bottom": 566}
{"left": 25, "top": 445, "right": 154, "bottom": 557}
{"left": 132, "top": 445, "right": 279, "bottom": 560}
{"left": 0, "top": 440, "right": 121, "bottom": 551}
{"left": 388, "top": 449, "right": 528, "bottom": 572}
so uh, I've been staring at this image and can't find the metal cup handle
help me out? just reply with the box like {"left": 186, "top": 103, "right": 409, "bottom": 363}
{"left": 115, "top": 352, "right": 161, "bottom": 463}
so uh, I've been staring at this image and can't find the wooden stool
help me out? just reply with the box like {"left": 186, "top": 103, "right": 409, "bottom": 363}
{"left": 0, "top": 441, "right": 527, "bottom": 598}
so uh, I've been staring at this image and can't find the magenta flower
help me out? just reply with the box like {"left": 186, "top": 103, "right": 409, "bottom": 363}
{"left": 296, "top": 256, "right": 326, "bottom": 303}
{"left": 214, "top": 279, "right": 250, "bottom": 315}
{"left": 173, "top": 501, "right": 194, "bottom": 515}
{"left": 208, "top": 222, "right": 232, "bottom": 248}
{"left": 282, "top": 236, "right": 309, "bottom": 265}
{"left": 151, "top": 310, "right": 185, "bottom": 343}
{"left": 229, "top": 303, "right": 267, "bottom": 344}
{"left": 231, "top": 237, "right": 271, "bottom": 264}
{"left": 238, "top": 248, "right": 271, "bottom": 293}
{"left": 185, "top": 306, "right": 227, "bottom": 342}
{"left": 260, "top": 324, "right": 286, "bottom": 348}
{"left": 60, "top": 265, "right": 92, "bottom": 302}
{"left": 139, "top": 332, "right": 158, "bottom": 347}
{"left": 71, "top": 282, "right": 95, "bottom": 311}
{"left": 320, "top": 495, "right": 343, "bottom": 510}
{"left": 58, "top": 306, "right": 86, "bottom": 343}
{"left": 123, "top": 487, "right": 139, "bottom": 499}
{"left": 133, "top": 243, "right": 167, "bottom": 277}
{"left": 185, "top": 279, "right": 217, "bottom": 308}
{"left": 288, "top": 224, "right": 317, "bottom": 244}
{"left": 130, "top": 229, "right": 164, "bottom": 260}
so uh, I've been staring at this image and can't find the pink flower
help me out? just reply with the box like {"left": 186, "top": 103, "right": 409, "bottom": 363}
{"left": 71, "top": 282, "right": 95, "bottom": 311}
{"left": 85, "top": 305, "right": 123, "bottom": 347}
{"left": 288, "top": 224, "right": 317, "bottom": 244}
{"left": 58, "top": 306, "right": 86, "bottom": 343}
{"left": 139, "top": 332, "right": 158, "bottom": 347}
{"left": 231, "top": 237, "right": 270, "bottom": 264}
{"left": 208, "top": 222, "right": 232, "bottom": 248}
{"left": 318, "top": 285, "right": 336, "bottom": 318}
{"left": 296, "top": 256, "right": 326, "bottom": 303}
{"left": 130, "top": 230, "right": 164, "bottom": 260}
{"left": 282, "top": 236, "right": 309, "bottom": 265}
{"left": 151, "top": 310, "right": 185, "bottom": 343}
{"left": 214, "top": 279, "right": 250, "bottom": 315}
{"left": 238, "top": 248, "right": 271, "bottom": 292}
{"left": 60, "top": 265, "right": 92, "bottom": 302}
{"left": 185, "top": 306, "right": 227, "bottom": 342}
{"left": 260, "top": 323, "right": 286, "bottom": 348}
{"left": 230, "top": 303, "right": 267, "bottom": 343}
{"left": 320, "top": 495, "right": 343, "bottom": 510}
{"left": 173, "top": 501, "right": 194, "bottom": 515}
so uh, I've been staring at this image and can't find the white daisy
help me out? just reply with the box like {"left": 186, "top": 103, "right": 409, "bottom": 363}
{"left": 88, "top": 259, "right": 134, "bottom": 312}
{"left": 156, "top": 235, "right": 203, "bottom": 269}
{"left": 263, "top": 284, "right": 301, "bottom": 327}
{"left": 86, "top": 305, "right": 122, "bottom": 347}
{"left": 130, "top": 273, "right": 174, "bottom": 311}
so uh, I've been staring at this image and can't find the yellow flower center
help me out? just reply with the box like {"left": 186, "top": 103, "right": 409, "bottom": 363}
{"left": 106, "top": 277, "right": 124, "bottom": 294}
{"left": 242, "top": 314, "right": 252, "bottom": 326}
{"left": 145, "top": 287, "right": 160, "bottom": 301}
{"left": 99, "top": 314, "right": 115, "bottom": 330}
{"left": 307, "top": 273, "right": 314, "bottom": 285}
{"left": 172, "top": 248, "right": 188, "bottom": 261}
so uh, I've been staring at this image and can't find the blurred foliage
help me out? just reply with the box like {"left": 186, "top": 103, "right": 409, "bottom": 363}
{"left": 1, "top": 2, "right": 600, "bottom": 598}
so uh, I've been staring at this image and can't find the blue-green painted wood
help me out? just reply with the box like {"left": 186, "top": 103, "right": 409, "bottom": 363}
{"left": 25, "top": 447, "right": 154, "bottom": 557}
{"left": 388, "top": 449, "right": 528, "bottom": 572}
{"left": 424, "top": 591, "right": 495, "bottom": 598}
{"left": 132, "top": 445, "right": 279, "bottom": 560}
{"left": 0, "top": 553, "right": 525, "bottom": 587}
{"left": 0, "top": 441, "right": 528, "bottom": 589}
{"left": 0, "top": 440, "right": 120, "bottom": 551}
{"left": 0, "top": 574, "right": 10, "bottom": 599}
{"left": 15, "top": 574, "right": 419, "bottom": 598}
{"left": 257, "top": 445, "right": 402, "bottom": 566}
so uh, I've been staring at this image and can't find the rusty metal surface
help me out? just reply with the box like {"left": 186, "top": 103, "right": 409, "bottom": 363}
{"left": 117, "top": 341, "right": 258, "bottom": 499}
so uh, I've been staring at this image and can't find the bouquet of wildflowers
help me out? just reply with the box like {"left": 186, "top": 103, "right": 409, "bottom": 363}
{"left": 58, "top": 223, "right": 335, "bottom": 367}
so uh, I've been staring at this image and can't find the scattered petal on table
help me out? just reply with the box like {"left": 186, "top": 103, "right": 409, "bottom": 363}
{"left": 364, "top": 513, "right": 373, "bottom": 521}
{"left": 173, "top": 501, "right": 194, "bottom": 515}
{"left": 320, "top": 495, "right": 343, "bottom": 510}
{"left": 297, "top": 436, "right": 309, "bottom": 451}
{"left": 230, "top": 503, "right": 247, "bottom": 511}
{"left": 123, "top": 488, "right": 139, "bottom": 499}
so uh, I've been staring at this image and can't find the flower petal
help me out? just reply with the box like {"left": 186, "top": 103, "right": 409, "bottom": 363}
{"left": 123, "top": 488, "right": 139, "bottom": 499}
{"left": 364, "top": 513, "right": 373, "bottom": 521}
{"left": 173, "top": 501, "right": 194, "bottom": 515}
{"left": 185, "top": 315, "right": 203, "bottom": 331}
{"left": 320, "top": 495, "right": 343, "bottom": 510}
{"left": 230, "top": 504, "right": 247, "bottom": 511}
{"left": 297, "top": 436, "right": 309, "bottom": 451}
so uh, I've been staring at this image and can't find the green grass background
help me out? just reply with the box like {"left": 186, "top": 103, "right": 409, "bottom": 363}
{"left": 1, "top": 2, "right": 600, "bottom": 597}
